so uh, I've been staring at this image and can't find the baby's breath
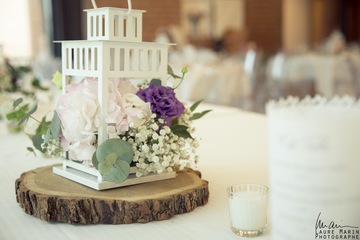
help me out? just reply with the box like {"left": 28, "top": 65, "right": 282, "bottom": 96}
{"left": 41, "top": 137, "right": 63, "bottom": 158}
{"left": 120, "top": 112, "right": 199, "bottom": 177}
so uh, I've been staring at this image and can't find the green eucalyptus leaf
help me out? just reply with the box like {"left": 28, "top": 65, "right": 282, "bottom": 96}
{"left": 44, "top": 128, "right": 51, "bottom": 143}
{"left": 31, "top": 134, "right": 45, "bottom": 152}
{"left": 18, "top": 115, "right": 29, "bottom": 126}
{"left": 18, "top": 101, "right": 38, "bottom": 125}
{"left": 35, "top": 116, "right": 50, "bottom": 135}
{"left": 6, "top": 104, "right": 28, "bottom": 121}
{"left": 96, "top": 138, "right": 133, "bottom": 164}
{"left": 13, "top": 98, "right": 23, "bottom": 109}
{"left": 95, "top": 139, "right": 133, "bottom": 183}
{"left": 98, "top": 159, "right": 130, "bottom": 183}
{"left": 27, "top": 100, "right": 38, "bottom": 116}
{"left": 190, "top": 99, "right": 203, "bottom": 112}
{"left": 171, "top": 124, "right": 193, "bottom": 139}
{"left": 105, "top": 152, "right": 117, "bottom": 165}
{"left": 150, "top": 78, "right": 162, "bottom": 86}
{"left": 92, "top": 152, "right": 99, "bottom": 169}
{"left": 50, "top": 112, "right": 61, "bottom": 139}
{"left": 26, "top": 147, "right": 37, "bottom": 156}
{"left": 190, "top": 110, "right": 212, "bottom": 121}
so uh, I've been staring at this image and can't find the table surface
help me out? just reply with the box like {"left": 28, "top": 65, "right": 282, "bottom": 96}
{"left": 0, "top": 104, "right": 270, "bottom": 240}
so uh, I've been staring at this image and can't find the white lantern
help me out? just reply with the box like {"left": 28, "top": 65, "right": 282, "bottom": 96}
{"left": 53, "top": 2, "right": 174, "bottom": 190}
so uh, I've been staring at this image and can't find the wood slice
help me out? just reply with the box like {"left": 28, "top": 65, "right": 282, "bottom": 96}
{"left": 15, "top": 165, "right": 209, "bottom": 224}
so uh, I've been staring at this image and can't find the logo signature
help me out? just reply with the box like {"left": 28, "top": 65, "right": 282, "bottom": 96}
{"left": 315, "top": 212, "right": 359, "bottom": 239}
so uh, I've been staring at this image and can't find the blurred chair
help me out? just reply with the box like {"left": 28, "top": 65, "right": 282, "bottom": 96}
{"left": 332, "top": 52, "right": 360, "bottom": 98}
{"left": 241, "top": 47, "right": 266, "bottom": 112}
{"left": 266, "top": 52, "right": 316, "bottom": 101}
{"left": 266, "top": 52, "right": 286, "bottom": 100}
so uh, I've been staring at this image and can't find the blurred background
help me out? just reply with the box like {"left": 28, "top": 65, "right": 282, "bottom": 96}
{"left": 1, "top": 0, "right": 360, "bottom": 113}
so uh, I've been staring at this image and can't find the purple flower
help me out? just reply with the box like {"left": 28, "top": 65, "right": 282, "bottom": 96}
{"left": 136, "top": 82, "right": 184, "bottom": 125}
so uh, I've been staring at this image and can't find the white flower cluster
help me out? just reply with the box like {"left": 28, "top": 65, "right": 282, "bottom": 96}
{"left": 120, "top": 107, "right": 199, "bottom": 177}
{"left": 41, "top": 137, "right": 64, "bottom": 158}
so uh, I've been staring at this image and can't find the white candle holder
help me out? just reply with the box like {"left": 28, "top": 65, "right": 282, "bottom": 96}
{"left": 227, "top": 184, "right": 269, "bottom": 237}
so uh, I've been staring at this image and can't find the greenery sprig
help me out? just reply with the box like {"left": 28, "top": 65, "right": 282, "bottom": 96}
{"left": 6, "top": 97, "right": 61, "bottom": 155}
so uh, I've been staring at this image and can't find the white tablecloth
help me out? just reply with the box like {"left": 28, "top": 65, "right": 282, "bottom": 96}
{"left": 0, "top": 104, "right": 269, "bottom": 240}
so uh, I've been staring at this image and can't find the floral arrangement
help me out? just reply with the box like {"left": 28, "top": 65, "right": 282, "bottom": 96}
{"left": 1, "top": 58, "right": 50, "bottom": 132}
{"left": 10, "top": 66, "right": 210, "bottom": 183}
{"left": 0, "top": 58, "right": 48, "bottom": 95}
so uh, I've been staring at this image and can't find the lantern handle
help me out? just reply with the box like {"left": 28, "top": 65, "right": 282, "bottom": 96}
{"left": 90, "top": 0, "right": 131, "bottom": 13}
{"left": 126, "top": 0, "right": 132, "bottom": 14}
{"left": 91, "top": 0, "right": 97, "bottom": 9}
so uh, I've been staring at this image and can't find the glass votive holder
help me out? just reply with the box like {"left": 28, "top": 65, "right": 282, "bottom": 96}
{"left": 227, "top": 184, "right": 269, "bottom": 237}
